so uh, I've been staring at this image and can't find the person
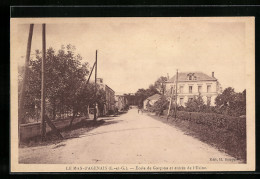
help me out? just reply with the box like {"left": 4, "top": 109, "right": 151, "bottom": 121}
{"left": 138, "top": 105, "right": 142, "bottom": 114}
{"left": 114, "top": 107, "right": 119, "bottom": 116}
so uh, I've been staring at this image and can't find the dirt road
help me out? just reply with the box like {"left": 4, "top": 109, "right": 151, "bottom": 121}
{"left": 19, "top": 108, "right": 240, "bottom": 164}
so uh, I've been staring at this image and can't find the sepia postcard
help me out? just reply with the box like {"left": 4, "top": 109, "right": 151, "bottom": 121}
{"left": 10, "top": 17, "right": 255, "bottom": 172}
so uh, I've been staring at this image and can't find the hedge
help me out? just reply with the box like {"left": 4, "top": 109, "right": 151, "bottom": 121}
{"left": 167, "top": 111, "right": 246, "bottom": 137}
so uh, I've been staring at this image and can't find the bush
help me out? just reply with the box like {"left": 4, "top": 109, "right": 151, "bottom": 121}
{"left": 185, "top": 94, "right": 205, "bottom": 112}
{"left": 107, "top": 110, "right": 114, "bottom": 115}
{"left": 152, "top": 96, "right": 169, "bottom": 116}
{"left": 175, "top": 111, "right": 246, "bottom": 137}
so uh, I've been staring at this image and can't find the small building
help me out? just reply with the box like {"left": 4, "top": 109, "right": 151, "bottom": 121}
{"left": 143, "top": 94, "right": 161, "bottom": 110}
{"left": 115, "top": 93, "right": 129, "bottom": 111}
{"left": 165, "top": 72, "right": 222, "bottom": 106}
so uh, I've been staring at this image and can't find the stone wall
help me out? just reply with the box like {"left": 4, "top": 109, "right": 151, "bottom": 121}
{"left": 19, "top": 117, "right": 86, "bottom": 141}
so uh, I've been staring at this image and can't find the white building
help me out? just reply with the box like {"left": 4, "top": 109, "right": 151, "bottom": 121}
{"left": 165, "top": 72, "right": 222, "bottom": 106}
{"left": 143, "top": 94, "right": 161, "bottom": 110}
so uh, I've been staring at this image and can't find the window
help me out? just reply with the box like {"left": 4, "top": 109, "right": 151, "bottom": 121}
{"left": 207, "top": 97, "right": 211, "bottom": 106}
{"left": 180, "top": 86, "right": 184, "bottom": 94}
{"left": 188, "top": 98, "right": 193, "bottom": 102}
{"left": 189, "top": 86, "right": 193, "bottom": 93}
{"left": 180, "top": 98, "right": 184, "bottom": 106}
{"left": 198, "top": 86, "right": 202, "bottom": 93}
{"left": 189, "top": 76, "right": 192, "bottom": 80}
{"left": 207, "top": 85, "right": 211, "bottom": 93}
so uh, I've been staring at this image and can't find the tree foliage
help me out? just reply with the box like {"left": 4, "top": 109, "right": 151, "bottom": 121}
{"left": 134, "top": 76, "right": 167, "bottom": 108}
{"left": 18, "top": 45, "right": 106, "bottom": 123}
{"left": 185, "top": 93, "right": 205, "bottom": 112}
{"left": 215, "top": 87, "right": 246, "bottom": 116}
{"left": 152, "top": 96, "right": 169, "bottom": 115}
{"left": 154, "top": 76, "right": 168, "bottom": 94}
{"left": 135, "top": 84, "right": 159, "bottom": 107}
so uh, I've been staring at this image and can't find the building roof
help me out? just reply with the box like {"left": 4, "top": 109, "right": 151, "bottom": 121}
{"left": 146, "top": 94, "right": 161, "bottom": 101}
{"left": 167, "top": 72, "right": 217, "bottom": 83}
{"left": 105, "top": 84, "right": 115, "bottom": 93}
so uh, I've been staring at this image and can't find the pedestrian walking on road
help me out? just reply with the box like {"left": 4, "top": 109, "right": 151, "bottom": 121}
{"left": 138, "top": 105, "right": 143, "bottom": 114}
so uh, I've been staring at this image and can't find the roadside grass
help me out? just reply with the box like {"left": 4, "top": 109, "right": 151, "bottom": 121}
{"left": 147, "top": 113, "right": 246, "bottom": 163}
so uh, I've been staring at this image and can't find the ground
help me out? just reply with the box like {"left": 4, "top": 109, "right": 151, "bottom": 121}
{"left": 19, "top": 107, "right": 241, "bottom": 164}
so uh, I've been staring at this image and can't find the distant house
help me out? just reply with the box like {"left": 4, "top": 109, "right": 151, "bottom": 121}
{"left": 143, "top": 94, "right": 161, "bottom": 110}
{"left": 165, "top": 72, "right": 222, "bottom": 106}
{"left": 115, "top": 93, "right": 129, "bottom": 111}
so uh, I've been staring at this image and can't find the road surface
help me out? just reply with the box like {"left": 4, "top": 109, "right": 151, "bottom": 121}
{"left": 19, "top": 108, "right": 240, "bottom": 164}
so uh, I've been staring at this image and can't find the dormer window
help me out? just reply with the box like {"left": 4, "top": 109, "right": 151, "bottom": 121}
{"left": 187, "top": 73, "right": 197, "bottom": 80}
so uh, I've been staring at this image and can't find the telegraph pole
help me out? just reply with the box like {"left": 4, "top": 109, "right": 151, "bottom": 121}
{"left": 166, "top": 86, "right": 174, "bottom": 121}
{"left": 19, "top": 24, "right": 34, "bottom": 124}
{"left": 94, "top": 50, "right": 98, "bottom": 121}
{"left": 174, "top": 69, "right": 178, "bottom": 120}
{"left": 41, "top": 24, "right": 46, "bottom": 141}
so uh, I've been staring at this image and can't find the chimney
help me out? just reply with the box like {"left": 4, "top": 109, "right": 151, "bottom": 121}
{"left": 97, "top": 78, "right": 103, "bottom": 83}
{"left": 212, "top": 72, "right": 214, "bottom": 78}
{"left": 167, "top": 73, "right": 169, "bottom": 80}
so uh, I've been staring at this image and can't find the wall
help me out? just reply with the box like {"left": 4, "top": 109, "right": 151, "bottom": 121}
{"left": 105, "top": 85, "right": 115, "bottom": 112}
{"left": 115, "top": 95, "right": 128, "bottom": 111}
{"left": 19, "top": 117, "right": 85, "bottom": 142}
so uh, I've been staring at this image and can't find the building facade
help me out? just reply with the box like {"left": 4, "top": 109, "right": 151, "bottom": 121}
{"left": 115, "top": 94, "right": 129, "bottom": 111}
{"left": 165, "top": 72, "right": 222, "bottom": 106}
{"left": 97, "top": 78, "right": 115, "bottom": 114}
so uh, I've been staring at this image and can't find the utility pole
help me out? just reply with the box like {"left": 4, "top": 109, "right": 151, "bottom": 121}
{"left": 41, "top": 24, "right": 46, "bottom": 141}
{"left": 174, "top": 69, "right": 178, "bottom": 120}
{"left": 86, "top": 60, "right": 96, "bottom": 85}
{"left": 94, "top": 50, "right": 98, "bottom": 121}
{"left": 19, "top": 24, "right": 34, "bottom": 125}
{"left": 166, "top": 86, "right": 174, "bottom": 121}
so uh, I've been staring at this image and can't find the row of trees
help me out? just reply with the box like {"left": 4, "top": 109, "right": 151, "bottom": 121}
{"left": 18, "top": 45, "right": 106, "bottom": 125}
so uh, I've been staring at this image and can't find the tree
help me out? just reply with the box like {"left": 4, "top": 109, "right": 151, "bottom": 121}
{"left": 185, "top": 93, "right": 205, "bottom": 112}
{"left": 154, "top": 76, "right": 168, "bottom": 95}
{"left": 215, "top": 87, "right": 246, "bottom": 116}
{"left": 215, "top": 87, "right": 235, "bottom": 107}
{"left": 135, "top": 85, "right": 159, "bottom": 107}
{"left": 134, "top": 76, "right": 168, "bottom": 108}
{"left": 18, "top": 44, "right": 107, "bottom": 124}
{"left": 152, "top": 96, "right": 169, "bottom": 116}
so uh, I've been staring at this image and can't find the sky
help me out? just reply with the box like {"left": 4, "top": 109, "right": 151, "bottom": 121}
{"left": 14, "top": 18, "right": 249, "bottom": 93}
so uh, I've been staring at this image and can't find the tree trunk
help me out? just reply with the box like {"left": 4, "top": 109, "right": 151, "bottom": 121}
{"left": 86, "top": 104, "right": 89, "bottom": 119}
{"left": 69, "top": 109, "right": 77, "bottom": 127}
{"left": 61, "top": 96, "right": 64, "bottom": 120}
{"left": 52, "top": 98, "right": 56, "bottom": 121}
{"left": 45, "top": 115, "right": 63, "bottom": 139}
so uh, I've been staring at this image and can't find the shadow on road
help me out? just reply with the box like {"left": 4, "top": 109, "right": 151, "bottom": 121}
{"left": 83, "top": 127, "right": 161, "bottom": 137}
{"left": 19, "top": 115, "right": 125, "bottom": 148}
